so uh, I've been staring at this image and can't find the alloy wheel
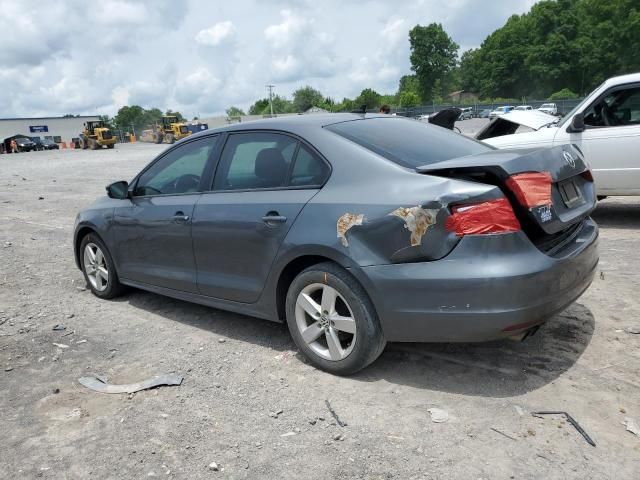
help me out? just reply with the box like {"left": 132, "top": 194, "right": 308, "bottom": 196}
{"left": 295, "top": 283, "right": 357, "bottom": 361}
{"left": 83, "top": 243, "right": 109, "bottom": 292}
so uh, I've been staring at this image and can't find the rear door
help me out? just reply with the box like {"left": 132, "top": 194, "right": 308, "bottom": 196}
{"left": 112, "top": 135, "right": 219, "bottom": 292}
{"left": 192, "top": 132, "right": 330, "bottom": 302}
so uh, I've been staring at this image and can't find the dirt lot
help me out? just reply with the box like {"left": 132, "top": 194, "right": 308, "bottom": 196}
{"left": 1, "top": 141, "right": 639, "bottom": 479}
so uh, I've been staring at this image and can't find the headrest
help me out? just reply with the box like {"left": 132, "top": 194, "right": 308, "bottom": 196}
{"left": 255, "top": 148, "right": 287, "bottom": 186}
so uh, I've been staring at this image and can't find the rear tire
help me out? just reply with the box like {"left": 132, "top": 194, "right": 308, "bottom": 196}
{"left": 79, "top": 233, "right": 126, "bottom": 299}
{"left": 107, "top": 144, "right": 114, "bottom": 149}
{"left": 285, "top": 262, "right": 386, "bottom": 375}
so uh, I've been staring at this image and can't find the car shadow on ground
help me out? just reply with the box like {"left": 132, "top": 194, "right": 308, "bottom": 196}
{"left": 354, "top": 303, "right": 595, "bottom": 397}
{"left": 120, "top": 289, "right": 593, "bottom": 398}
{"left": 121, "top": 289, "right": 294, "bottom": 354}
{"left": 592, "top": 200, "right": 640, "bottom": 229}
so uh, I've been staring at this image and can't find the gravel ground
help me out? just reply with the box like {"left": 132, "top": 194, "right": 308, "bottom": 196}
{"left": 1, "top": 142, "right": 640, "bottom": 479}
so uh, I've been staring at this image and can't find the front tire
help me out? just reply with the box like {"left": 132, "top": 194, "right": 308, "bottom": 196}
{"left": 285, "top": 262, "right": 386, "bottom": 375}
{"left": 80, "top": 233, "right": 125, "bottom": 299}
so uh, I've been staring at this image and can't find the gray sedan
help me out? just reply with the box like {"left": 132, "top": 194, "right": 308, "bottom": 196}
{"left": 73, "top": 114, "right": 598, "bottom": 374}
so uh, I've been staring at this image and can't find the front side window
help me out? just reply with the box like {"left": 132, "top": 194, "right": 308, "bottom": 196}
{"left": 584, "top": 86, "right": 640, "bottom": 128}
{"left": 134, "top": 136, "right": 217, "bottom": 196}
{"left": 214, "top": 132, "right": 298, "bottom": 190}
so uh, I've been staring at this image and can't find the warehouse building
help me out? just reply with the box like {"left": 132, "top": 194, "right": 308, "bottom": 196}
{"left": 0, "top": 115, "right": 100, "bottom": 150}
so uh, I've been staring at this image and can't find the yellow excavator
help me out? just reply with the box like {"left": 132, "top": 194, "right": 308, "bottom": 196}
{"left": 150, "top": 115, "right": 192, "bottom": 144}
{"left": 79, "top": 121, "right": 116, "bottom": 149}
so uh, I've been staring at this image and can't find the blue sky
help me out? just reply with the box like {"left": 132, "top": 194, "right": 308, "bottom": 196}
{"left": 0, "top": 0, "right": 537, "bottom": 118}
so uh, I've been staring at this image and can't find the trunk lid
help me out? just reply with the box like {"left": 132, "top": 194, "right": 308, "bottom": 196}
{"left": 416, "top": 145, "right": 596, "bottom": 243}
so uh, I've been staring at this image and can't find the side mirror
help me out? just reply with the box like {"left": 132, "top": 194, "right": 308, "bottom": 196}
{"left": 567, "top": 113, "right": 585, "bottom": 133}
{"left": 106, "top": 180, "right": 129, "bottom": 199}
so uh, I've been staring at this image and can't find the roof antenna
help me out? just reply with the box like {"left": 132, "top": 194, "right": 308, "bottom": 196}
{"left": 350, "top": 104, "right": 367, "bottom": 117}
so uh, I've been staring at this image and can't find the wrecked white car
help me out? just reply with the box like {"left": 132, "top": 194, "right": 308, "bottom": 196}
{"left": 477, "top": 72, "right": 640, "bottom": 197}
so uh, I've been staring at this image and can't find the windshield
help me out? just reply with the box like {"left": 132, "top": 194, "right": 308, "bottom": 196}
{"left": 325, "top": 117, "right": 492, "bottom": 169}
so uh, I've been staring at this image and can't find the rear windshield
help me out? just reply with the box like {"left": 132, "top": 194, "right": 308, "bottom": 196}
{"left": 325, "top": 117, "right": 491, "bottom": 168}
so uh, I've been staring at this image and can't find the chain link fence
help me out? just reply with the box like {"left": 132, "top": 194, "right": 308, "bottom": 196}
{"left": 391, "top": 98, "right": 584, "bottom": 118}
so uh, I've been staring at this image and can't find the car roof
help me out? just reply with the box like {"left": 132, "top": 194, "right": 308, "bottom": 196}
{"left": 187, "top": 113, "right": 397, "bottom": 139}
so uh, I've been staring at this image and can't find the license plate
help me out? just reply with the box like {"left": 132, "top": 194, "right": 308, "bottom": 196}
{"left": 559, "top": 179, "right": 583, "bottom": 208}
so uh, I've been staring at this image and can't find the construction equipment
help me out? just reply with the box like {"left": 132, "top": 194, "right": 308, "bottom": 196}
{"left": 150, "top": 115, "right": 192, "bottom": 144}
{"left": 79, "top": 121, "right": 116, "bottom": 150}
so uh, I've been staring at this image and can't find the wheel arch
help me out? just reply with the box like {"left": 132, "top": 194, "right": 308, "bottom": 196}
{"left": 272, "top": 249, "right": 380, "bottom": 323}
{"left": 74, "top": 226, "right": 103, "bottom": 269}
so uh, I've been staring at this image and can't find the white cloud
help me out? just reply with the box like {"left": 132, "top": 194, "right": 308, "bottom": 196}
{"left": 0, "top": 0, "right": 539, "bottom": 117}
{"left": 195, "top": 21, "right": 237, "bottom": 46}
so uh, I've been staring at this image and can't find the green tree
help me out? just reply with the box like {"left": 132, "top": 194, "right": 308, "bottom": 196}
{"left": 226, "top": 106, "right": 246, "bottom": 117}
{"left": 292, "top": 86, "right": 324, "bottom": 112}
{"left": 399, "top": 91, "right": 420, "bottom": 108}
{"left": 113, "top": 105, "right": 145, "bottom": 131}
{"left": 248, "top": 98, "right": 269, "bottom": 115}
{"left": 409, "top": 23, "right": 459, "bottom": 102}
{"left": 354, "top": 88, "right": 381, "bottom": 110}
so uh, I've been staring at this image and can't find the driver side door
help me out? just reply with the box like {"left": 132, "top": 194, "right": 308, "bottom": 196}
{"left": 112, "top": 135, "right": 219, "bottom": 292}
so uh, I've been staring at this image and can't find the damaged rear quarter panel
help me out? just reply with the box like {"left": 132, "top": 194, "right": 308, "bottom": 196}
{"left": 282, "top": 136, "right": 503, "bottom": 267}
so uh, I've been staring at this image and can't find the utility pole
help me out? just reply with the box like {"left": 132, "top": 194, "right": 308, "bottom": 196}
{"left": 266, "top": 84, "right": 275, "bottom": 116}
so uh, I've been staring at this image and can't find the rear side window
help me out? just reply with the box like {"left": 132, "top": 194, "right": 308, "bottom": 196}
{"left": 290, "top": 144, "right": 329, "bottom": 186}
{"left": 325, "top": 117, "right": 491, "bottom": 168}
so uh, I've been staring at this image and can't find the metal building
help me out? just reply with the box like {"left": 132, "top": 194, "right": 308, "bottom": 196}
{"left": 0, "top": 115, "right": 100, "bottom": 146}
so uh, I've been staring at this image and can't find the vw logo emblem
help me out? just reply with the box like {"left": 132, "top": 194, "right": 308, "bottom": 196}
{"left": 563, "top": 150, "right": 576, "bottom": 168}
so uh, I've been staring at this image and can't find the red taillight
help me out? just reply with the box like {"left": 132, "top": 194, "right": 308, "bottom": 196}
{"left": 445, "top": 198, "right": 521, "bottom": 236}
{"left": 505, "top": 171, "right": 552, "bottom": 208}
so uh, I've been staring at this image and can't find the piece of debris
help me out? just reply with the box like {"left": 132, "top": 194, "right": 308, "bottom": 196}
{"left": 62, "top": 330, "right": 75, "bottom": 337}
{"left": 208, "top": 462, "right": 220, "bottom": 471}
{"left": 75, "top": 339, "right": 87, "bottom": 344}
{"left": 622, "top": 418, "right": 640, "bottom": 438}
{"left": 325, "top": 399, "right": 347, "bottom": 427}
{"left": 76, "top": 286, "right": 86, "bottom": 292}
{"left": 67, "top": 313, "right": 75, "bottom": 319}
{"left": 280, "top": 431, "right": 296, "bottom": 437}
{"left": 78, "top": 373, "right": 183, "bottom": 394}
{"left": 52, "top": 324, "right": 66, "bottom": 331}
{"left": 532, "top": 411, "right": 596, "bottom": 447}
{"left": 3, "top": 242, "right": 11, "bottom": 247}
{"left": 599, "top": 271, "right": 605, "bottom": 280}
{"left": 5, "top": 367, "right": 13, "bottom": 372}
{"left": 490, "top": 427, "right": 517, "bottom": 441}
{"left": 333, "top": 433, "right": 345, "bottom": 441}
{"left": 427, "top": 408, "right": 449, "bottom": 423}
{"left": 53, "top": 343, "right": 69, "bottom": 349}
{"left": 218, "top": 338, "right": 226, "bottom": 343}
{"left": 53, "top": 388, "right": 60, "bottom": 394}
{"left": 337, "top": 212, "right": 364, "bottom": 247}
{"left": 269, "top": 409, "right": 284, "bottom": 418}
{"left": 38, "top": 196, "right": 44, "bottom": 200}
{"left": 624, "top": 326, "right": 640, "bottom": 334}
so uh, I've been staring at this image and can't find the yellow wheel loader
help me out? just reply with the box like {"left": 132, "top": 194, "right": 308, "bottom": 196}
{"left": 151, "top": 116, "right": 192, "bottom": 144}
{"left": 79, "top": 121, "right": 116, "bottom": 150}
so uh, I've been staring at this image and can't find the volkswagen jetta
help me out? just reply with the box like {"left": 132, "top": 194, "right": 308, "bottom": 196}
{"left": 73, "top": 114, "right": 598, "bottom": 374}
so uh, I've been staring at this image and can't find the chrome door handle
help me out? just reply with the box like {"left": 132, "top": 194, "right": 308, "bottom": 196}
{"left": 173, "top": 213, "right": 190, "bottom": 222}
{"left": 262, "top": 215, "right": 287, "bottom": 223}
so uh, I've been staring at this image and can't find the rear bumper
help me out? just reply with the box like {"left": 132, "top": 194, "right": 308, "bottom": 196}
{"left": 357, "top": 218, "right": 598, "bottom": 342}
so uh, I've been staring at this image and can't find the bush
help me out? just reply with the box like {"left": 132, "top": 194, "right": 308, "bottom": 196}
{"left": 548, "top": 88, "right": 578, "bottom": 101}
